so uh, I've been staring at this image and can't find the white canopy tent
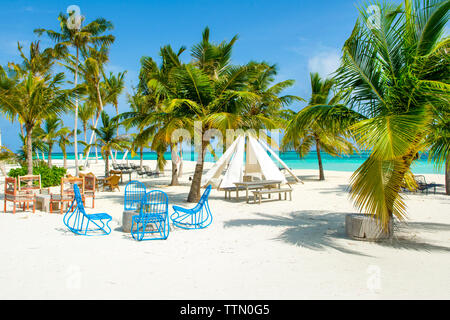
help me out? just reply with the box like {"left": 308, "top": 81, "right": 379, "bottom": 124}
{"left": 201, "top": 134, "right": 302, "bottom": 189}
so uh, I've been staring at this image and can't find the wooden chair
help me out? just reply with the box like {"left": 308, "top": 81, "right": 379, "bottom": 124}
{"left": 50, "top": 177, "right": 85, "bottom": 214}
{"left": 4, "top": 177, "right": 35, "bottom": 214}
{"left": 82, "top": 173, "right": 96, "bottom": 208}
{"left": 102, "top": 175, "right": 120, "bottom": 192}
{"left": 110, "top": 170, "right": 123, "bottom": 183}
{"left": 18, "top": 175, "right": 41, "bottom": 193}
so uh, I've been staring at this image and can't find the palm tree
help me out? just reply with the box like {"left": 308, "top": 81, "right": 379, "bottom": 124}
{"left": 78, "top": 102, "right": 96, "bottom": 143}
{"left": 282, "top": 72, "right": 358, "bottom": 180}
{"left": 0, "top": 43, "right": 76, "bottom": 174}
{"left": 39, "top": 117, "right": 72, "bottom": 167}
{"left": 77, "top": 44, "right": 111, "bottom": 166}
{"left": 35, "top": 13, "right": 114, "bottom": 176}
{"left": 92, "top": 111, "right": 131, "bottom": 176}
{"left": 104, "top": 71, "right": 127, "bottom": 160}
{"left": 150, "top": 28, "right": 297, "bottom": 201}
{"left": 58, "top": 128, "right": 77, "bottom": 169}
{"left": 333, "top": 0, "right": 450, "bottom": 231}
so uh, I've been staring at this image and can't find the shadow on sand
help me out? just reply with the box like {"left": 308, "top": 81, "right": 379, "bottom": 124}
{"left": 223, "top": 210, "right": 450, "bottom": 255}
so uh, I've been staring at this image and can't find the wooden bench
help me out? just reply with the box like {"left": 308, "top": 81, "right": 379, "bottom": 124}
{"left": 252, "top": 188, "right": 292, "bottom": 204}
{"left": 223, "top": 185, "right": 266, "bottom": 200}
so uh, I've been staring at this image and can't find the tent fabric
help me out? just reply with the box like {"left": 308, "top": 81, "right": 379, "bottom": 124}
{"left": 247, "top": 136, "right": 287, "bottom": 183}
{"left": 202, "top": 134, "right": 299, "bottom": 189}
{"left": 201, "top": 136, "right": 242, "bottom": 186}
{"left": 220, "top": 136, "right": 245, "bottom": 189}
{"left": 258, "top": 138, "right": 302, "bottom": 183}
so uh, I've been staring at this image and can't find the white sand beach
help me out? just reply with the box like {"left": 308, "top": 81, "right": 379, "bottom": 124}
{"left": 0, "top": 159, "right": 449, "bottom": 300}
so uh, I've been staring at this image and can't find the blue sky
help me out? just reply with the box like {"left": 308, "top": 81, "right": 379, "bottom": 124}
{"left": 0, "top": 0, "right": 364, "bottom": 152}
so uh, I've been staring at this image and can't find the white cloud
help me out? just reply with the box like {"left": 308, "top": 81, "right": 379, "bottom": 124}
{"left": 307, "top": 50, "right": 341, "bottom": 79}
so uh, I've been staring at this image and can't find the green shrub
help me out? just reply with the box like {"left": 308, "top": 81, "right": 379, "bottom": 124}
{"left": 8, "top": 162, "right": 67, "bottom": 188}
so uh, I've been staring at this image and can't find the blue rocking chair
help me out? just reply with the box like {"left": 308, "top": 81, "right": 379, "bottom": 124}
{"left": 63, "top": 184, "right": 112, "bottom": 236}
{"left": 171, "top": 185, "right": 213, "bottom": 230}
{"left": 131, "top": 190, "right": 169, "bottom": 241}
{"left": 124, "top": 180, "right": 147, "bottom": 210}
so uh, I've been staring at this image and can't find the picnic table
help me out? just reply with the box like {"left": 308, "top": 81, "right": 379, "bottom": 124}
{"left": 230, "top": 180, "right": 283, "bottom": 203}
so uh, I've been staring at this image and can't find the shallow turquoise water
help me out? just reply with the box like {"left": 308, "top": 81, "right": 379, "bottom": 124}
{"left": 47, "top": 150, "right": 444, "bottom": 175}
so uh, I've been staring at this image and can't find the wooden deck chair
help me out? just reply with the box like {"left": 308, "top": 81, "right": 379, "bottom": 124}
{"left": 131, "top": 190, "right": 169, "bottom": 241}
{"left": 103, "top": 175, "right": 121, "bottom": 192}
{"left": 63, "top": 184, "right": 112, "bottom": 236}
{"left": 50, "top": 177, "right": 84, "bottom": 214}
{"left": 171, "top": 185, "right": 213, "bottom": 230}
{"left": 4, "top": 177, "right": 36, "bottom": 214}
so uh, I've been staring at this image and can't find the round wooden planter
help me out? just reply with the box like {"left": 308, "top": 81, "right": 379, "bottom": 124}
{"left": 345, "top": 214, "right": 392, "bottom": 241}
{"left": 122, "top": 210, "right": 139, "bottom": 233}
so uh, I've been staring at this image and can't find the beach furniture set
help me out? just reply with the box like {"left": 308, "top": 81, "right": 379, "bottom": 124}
{"left": 63, "top": 180, "right": 213, "bottom": 240}
{"left": 111, "top": 163, "right": 160, "bottom": 182}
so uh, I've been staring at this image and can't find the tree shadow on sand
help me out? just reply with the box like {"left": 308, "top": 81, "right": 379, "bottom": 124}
{"left": 223, "top": 210, "right": 450, "bottom": 255}
{"left": 224, "top": 210, "right": 370, "bottom": 256}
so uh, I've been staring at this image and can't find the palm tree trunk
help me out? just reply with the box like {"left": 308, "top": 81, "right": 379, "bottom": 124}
{"left": 446, "top": 156, "right": 449, "bottom": 195}
{"left": 26, "top": 125, "right": 33, "bottom": 175}
{"left": 105, "top": 150, "right": 110, "bottom": 177}
{"left": 178, "top": 142, "right": 183, "bottom": 178}
{"left": 114, "top": 103, "right": 119, "bottom": 162}
{"left": 73, "top": 47, "right": 80, "bottom": 176}
{"left": 62, "top": 149, "right": 67, "bottom": 169}
{"left": 139, "top": 147, "right": 143, "bottom": 170}
{"left": 47, "top": 143, "right": 53, "bottom": 167}
{"left": 170, "top": 144, "right": 179, "bottom": 186}
{"left": 187, "top": 140, "right": 208, "bottom": 202}
{"left": 84, "top": 85, "right": 103, "bottom": 167}
{"left": 316, "top": 139, "right": 325, "bottom": 180}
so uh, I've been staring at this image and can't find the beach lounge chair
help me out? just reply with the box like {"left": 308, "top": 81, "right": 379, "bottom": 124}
{"left": 103, "top": 175, "right": 121, "bottom": 192}
{"left": 144, "top": 166, "right": 159, "bottom": 178}
{"left": 413, "top": 175, "right": 438, "bottom": 194}
{"left": 171, "top": 185, "right": 213, "bottom": 230}
{"left": 63, "top": 184, "right": 112, "bottom": 236}
{"left": 124, "top": 180, "right": 147, "bottom": 211}
{"left": 4, "top": 177, "right": 36, "bottom": 214}
{"left": 136, "top": 167, "right": 147, "bottom": 177}
{"left": 131, "top": 190, "right": 169, "bottom": 241}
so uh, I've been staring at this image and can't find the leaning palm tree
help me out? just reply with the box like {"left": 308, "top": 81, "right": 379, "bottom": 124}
{"left": 333, "top": 0, "right": 450, "bottom": 232}
{"left": 35, "top": 12, "right": 114, "bottom": 176}
{"left": 282, "top": 72, "right": 358, "bottom": 180}
{"left": 91, "top": 111, "right": 131, "bottom": 176}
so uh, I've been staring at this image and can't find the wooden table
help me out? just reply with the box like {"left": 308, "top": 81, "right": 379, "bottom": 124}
{"left": 233, "top": 180, "right": 282, "bottom": 203}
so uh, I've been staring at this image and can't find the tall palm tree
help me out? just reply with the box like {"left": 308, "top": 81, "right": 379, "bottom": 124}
{"left": 0, "top": 43, "right": 76, "bottom": 174}
{"left": 92, "top": 111, "right": 131, "bottom": 176}
{"left": 75, "top": 44, "right": 111, "bottom": 166}
{"left": 78, "top": 102, "right": 96, "bottom": 144}
{"left": 282, "top": 72, "right": 358, "bottom": 180}
{"left": 58, "top": 128, "right": 78, "bottom": 169}
{"left": 35, "top": 13, "right": 114, "bottom": 176}
{"left": 39, "top": 117, "right": 72, "bottom": 167}
{"left": 334, "top": 0, "right": 449, "bottom": 231}
{"left": 104, "top": 71, "right": 127, "bottom": 160}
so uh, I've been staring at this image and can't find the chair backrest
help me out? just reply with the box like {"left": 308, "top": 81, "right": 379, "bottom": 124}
{"left": 108, "top": 175, "right": 121, "bottom": 185}
{"left": 192, "top": 185, "right": 212, "bottom": 211}
{"left": 5, "top": 177, "right": 17, "bottom": 196}
{"left": 139, "top": 190, "right": 168, "bottom": 218}
{"left": 110, "top": 170, "right": 122, "bottom": 176}
{"left": 72, "top": 183, "right": 86, "bottom": 213}
{"left": 84, "top": 175, "right": 96, "bottom": 193}
{"left": 61, "top": 177, "right": 84, "bottom": 195}
{"left": 18, "top": 175, "right": 41, "bottom": 192}
{"left": 124, "top": 180, "right": 147, "bottom": 210}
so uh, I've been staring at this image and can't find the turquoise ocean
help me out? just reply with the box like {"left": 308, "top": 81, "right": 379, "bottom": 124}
{"left": 47, "top": 150, "right": 444, "bottom": 175}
